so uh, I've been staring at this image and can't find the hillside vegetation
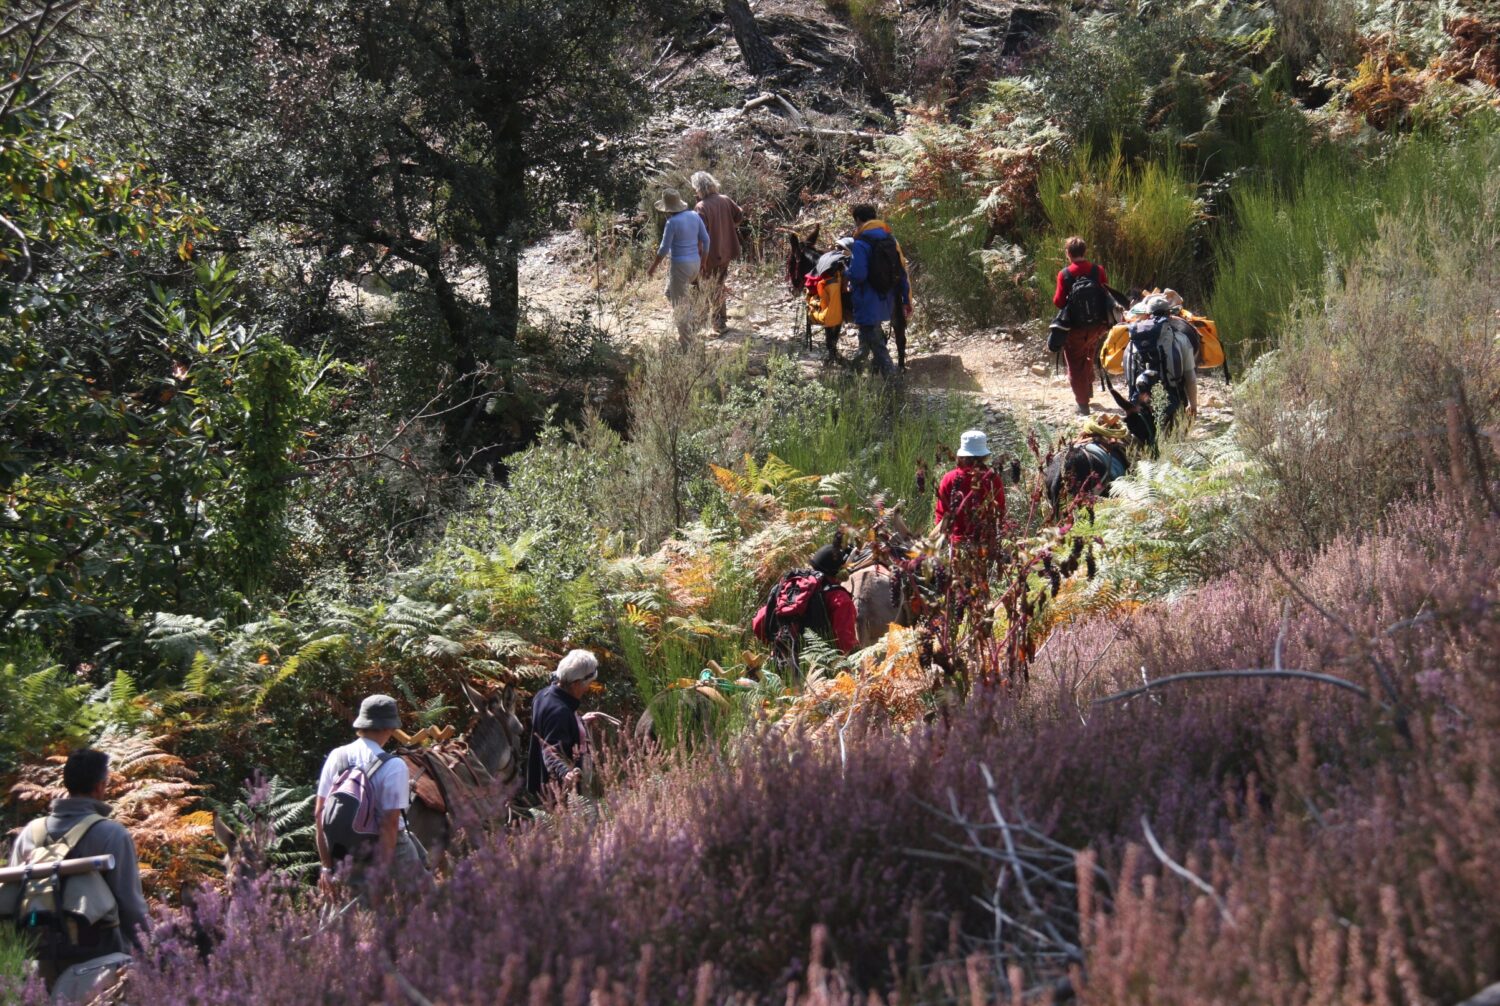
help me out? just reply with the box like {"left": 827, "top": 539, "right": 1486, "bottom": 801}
{"left": 3, "top": 0, "right": 1499, "bottom": 1001}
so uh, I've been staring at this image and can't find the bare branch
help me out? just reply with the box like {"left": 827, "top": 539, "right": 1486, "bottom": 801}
{"left": 1139, "top": 815, "right": 1233, "bottom": 928}
{"left": 1094, "top": 668, "right": 1372, "bottom": 706}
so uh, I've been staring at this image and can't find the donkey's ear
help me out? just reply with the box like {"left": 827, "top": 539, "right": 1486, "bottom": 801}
{"left": 459, "top": 680, "right": 487, "bottom": 714}
{"left": 1104, "top": 371, "right": 1132, "bottom": 413}
{"left": 808, "top": 223, "right": 821, "bottom": 247}
{"left": 213, "top": 814, "right": 237, "bottom": 852}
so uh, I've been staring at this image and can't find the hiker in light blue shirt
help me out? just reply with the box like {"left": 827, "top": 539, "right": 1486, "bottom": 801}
{"left": 646, "top": 188, "right": 711, "bottom": 345}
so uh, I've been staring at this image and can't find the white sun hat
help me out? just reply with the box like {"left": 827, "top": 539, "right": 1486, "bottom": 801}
{"left": 956, "top": 429, "right": 991, "bottom": 457}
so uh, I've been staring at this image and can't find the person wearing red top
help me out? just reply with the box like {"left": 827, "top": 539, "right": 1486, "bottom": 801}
{"left": 934, "top": 430, "right": 1006, "bottom": 546}
{"left": 752, "top": 542, "right": 859, "bottom": 653}
{"left": 1053, "top": 236, "right": 1111, "bottom": 416}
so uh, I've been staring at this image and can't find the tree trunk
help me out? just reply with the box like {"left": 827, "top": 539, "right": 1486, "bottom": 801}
{"left": 422, "top": 260, "right": 479, "bottom": 379}
{"left": 723, "top": 0, "right": 784, "bottom": 76}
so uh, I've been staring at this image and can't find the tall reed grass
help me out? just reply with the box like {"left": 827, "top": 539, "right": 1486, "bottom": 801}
{"left": 1032, "top": 144, "right": 1200, "bottom": 302}
{"left": 1207, "top": 118, "right": 1500, "bottom": 359}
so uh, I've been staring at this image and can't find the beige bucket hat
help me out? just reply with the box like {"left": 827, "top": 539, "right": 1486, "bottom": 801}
{"left": 654, "top": 189, "right": 690, "bottom": 214}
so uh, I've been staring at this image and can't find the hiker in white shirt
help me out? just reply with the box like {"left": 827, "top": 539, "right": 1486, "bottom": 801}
{"left": 314, "top": 694, "right": 421, "bottom": 895}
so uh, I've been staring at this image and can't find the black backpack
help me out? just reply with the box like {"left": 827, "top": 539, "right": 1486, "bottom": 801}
{"left": 1065, "top": 265, "right": 1111, "bottom": 327}
{"left": 858, "top": 232, "right": 903, "bottom": 296}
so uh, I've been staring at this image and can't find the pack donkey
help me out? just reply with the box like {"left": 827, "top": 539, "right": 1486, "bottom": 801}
{"left": 786, "top": 225, "right": 907, "bottom": 369}
{"left": 400, "top": 681, "right": 525, "bottom": 869}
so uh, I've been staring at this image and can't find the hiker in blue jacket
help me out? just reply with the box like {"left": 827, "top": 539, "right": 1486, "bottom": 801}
{"left": 844, "top": 203, "right": 912, "bottom": 378}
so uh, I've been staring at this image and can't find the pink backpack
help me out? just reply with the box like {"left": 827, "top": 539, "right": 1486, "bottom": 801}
{"left": 320, "top": 751, "right": 396, "bottom": 856}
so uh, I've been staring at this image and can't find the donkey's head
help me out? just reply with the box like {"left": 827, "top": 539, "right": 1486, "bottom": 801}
{"left": 785, "top": 224, "right": 823, "bottom": 291}
{"left": 460, "top": 681, "right": 525, "bottom": 783}
{"left": 1105, "top": 370, "right": 1157, "bottom": 453}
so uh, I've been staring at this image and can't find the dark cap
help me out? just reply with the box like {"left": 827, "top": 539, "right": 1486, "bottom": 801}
{"left": 352, "top": 694, "right": 401, "bottom": 731}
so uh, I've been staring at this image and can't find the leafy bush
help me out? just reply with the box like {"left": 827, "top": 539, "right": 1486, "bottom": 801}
{"left": 763, "top": 376, "right": 983, "bottom": 531}
{"left": 886, "top": 199, "right": 1016, "bottom": 328}
{"left": 1236, "top": 192, "right": 1500, "bottom": 548}
{"left": 121, "top": 495, "right": 1500, "bottom": 1001}
{"left": 0, "top": 645, "right": 89, "bottom": 779}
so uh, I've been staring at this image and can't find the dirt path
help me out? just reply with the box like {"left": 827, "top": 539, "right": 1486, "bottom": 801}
{"left": 521, "top": 232, "right": 1235, "bottom": 440}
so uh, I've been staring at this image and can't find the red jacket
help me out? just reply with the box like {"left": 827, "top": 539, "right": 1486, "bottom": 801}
{"left": 822, "top": 585, "right": 859, "bottom": 653}
{"left": 1053, "top": 260, "right": 1108, "bottom": 309}
{"left": 751, "top": 581, "right": 860, "bottom": 653}
{"left": 934, "top": 466, "right": 1006, "bottom": 543}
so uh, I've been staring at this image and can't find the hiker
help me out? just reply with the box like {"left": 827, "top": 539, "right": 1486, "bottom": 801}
{"left": 691, "top": 171, "right": 744, "bottom": 336}
{"left": 752, "top": 541, "right": 859, "bottom": 661}
{"left": 527, "top": 649, "right": 599, "bottom": 802}
{"left": 315, "top": 694, "right": 421, "bottom": 895}
{"left": 5, "top": 748, "right": 147, "bottom": 998}
{"left": 845, "top": 204, "right": 912, "bottom": 378}
{"left": 1052, "top": 236, "right": 1115, "bottom": 416}
{"left": 934, "top": 430, "right": 1006, "bottom": 547}
{"left": 646, "top": 188, "right": 711, "bottom": 345}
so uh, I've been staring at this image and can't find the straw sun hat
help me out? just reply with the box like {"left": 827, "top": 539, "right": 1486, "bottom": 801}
{"left": 654, "top": 189, "right": 690, "bottom": 214}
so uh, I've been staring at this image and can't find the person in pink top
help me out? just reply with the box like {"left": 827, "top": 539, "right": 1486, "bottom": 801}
{"left": 690, "top": 171, "right": 744, "bottom": 335}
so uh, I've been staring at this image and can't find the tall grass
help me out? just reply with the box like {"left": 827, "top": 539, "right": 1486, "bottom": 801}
{"left": 766, "top": 378, "right": 981, "bottom": 532}
{"left": 0, "top": 928, "right": 33, "bottom": 998}
{"left": 1207, "top": 118, "right": 1500, "bottom": 360}
{"left": 1032, "top": 144, "right": 1200, "bottom": 302}
{"left": 886, "top": 198, "right": 1010, "bottom": 328}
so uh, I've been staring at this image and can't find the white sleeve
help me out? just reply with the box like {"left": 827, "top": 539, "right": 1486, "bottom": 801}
{"left": 315, "top": 748, "right": 343, "bottom": 800}
{"left": 378, "top": 757, "right": 410, "bottom": 813}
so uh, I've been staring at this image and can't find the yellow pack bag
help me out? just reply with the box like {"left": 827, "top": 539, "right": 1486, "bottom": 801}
{"left": 1100, "top": 323, "right": 1130, "bottom": 376}
{"left": 806, "top": 273, "right": 844, "bottom": 328}
{"left": 1184, "top": 312, "right": 1224, "bottom": 369}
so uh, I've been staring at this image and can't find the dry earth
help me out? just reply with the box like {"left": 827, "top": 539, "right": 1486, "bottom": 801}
{"left": 520, "top": 230, "right": 1236, "bottom": 444}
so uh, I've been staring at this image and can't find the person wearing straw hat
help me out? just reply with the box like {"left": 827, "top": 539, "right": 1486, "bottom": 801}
{"left": 526, "top": 649, "right": 601, "bottom": 801}
{"left": 646, "top": 188, "right": 711, "bottom": 345}
{"left": 933, "top": 430, "right": 1006, "bottom": 546}
{"left": 314, "top": 694, "right": 421, "bottom": 896}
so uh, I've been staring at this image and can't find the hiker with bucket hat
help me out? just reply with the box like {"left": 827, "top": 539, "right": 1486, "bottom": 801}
{"left": 933, "top": 430, "right": 1007, "bottom": 547}
{"left": 315, "top": 694, "right": 424, "bottom": 897}
{"left": 646, "top": 188, "right": 712, "bottom": 345}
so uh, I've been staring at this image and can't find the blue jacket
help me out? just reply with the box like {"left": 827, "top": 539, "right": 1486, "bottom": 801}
{"left": 845, "top": 223, "right": 911, "bottom": 326}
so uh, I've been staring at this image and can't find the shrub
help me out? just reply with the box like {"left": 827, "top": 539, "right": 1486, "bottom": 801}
{"left": 887, "top": 199, "right": 1017, "bottom": 328}
{"left": 763, "top": 376, "right": 984, "bottom": 531}
{"left": 1207, "top": 119, "right": 1500, "bottom": 359}
{"left": 1032, "top": 145, "right": 1201, "bottom": 301}
{"left": 123, "top": 492, "right": 1500, "bottom": 1002}
{"left": 1235, "top": 180, "right": 1500, "bottom": 548}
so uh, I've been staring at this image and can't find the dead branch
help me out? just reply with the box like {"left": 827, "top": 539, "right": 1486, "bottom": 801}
{"left": 1094, "top": 669, "right": 1372, "bottom": 705}
{"left": 1139, "top": 815, "right": 1234, "bottom": 927}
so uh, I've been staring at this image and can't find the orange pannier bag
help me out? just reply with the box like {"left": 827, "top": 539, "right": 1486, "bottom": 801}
{"left": 1099, "top": 311, "right": 1226, "bottom": 374}
{"left": 806, "top": 271, "right": 844, "bottom": 328}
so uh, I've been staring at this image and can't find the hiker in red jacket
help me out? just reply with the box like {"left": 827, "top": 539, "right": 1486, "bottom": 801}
{"left": 752, "top": 542, "right": 858, "bottom": 654}
{"left": 1053, "top": 236, "right": 1113, "bottom": 416}
{"left": 934, "top": 430, "right": 1006, "bottom": 548}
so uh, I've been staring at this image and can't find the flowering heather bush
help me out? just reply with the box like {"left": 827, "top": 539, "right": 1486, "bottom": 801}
{"left": 123, "top": 496, "right": 1498, "bottom": 1003}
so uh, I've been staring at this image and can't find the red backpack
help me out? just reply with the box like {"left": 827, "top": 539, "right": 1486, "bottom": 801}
{"left": 752, "top": 570, "right": 827, "bottom": 643}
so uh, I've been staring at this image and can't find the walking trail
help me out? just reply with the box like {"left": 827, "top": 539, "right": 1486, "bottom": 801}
{"left": 520, "top": 231, "right": 1235, "bottom": 441}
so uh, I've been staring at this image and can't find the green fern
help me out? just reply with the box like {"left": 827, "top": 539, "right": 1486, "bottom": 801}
{"left": 145, "top": 612, "right": 225, "bottom": 664}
